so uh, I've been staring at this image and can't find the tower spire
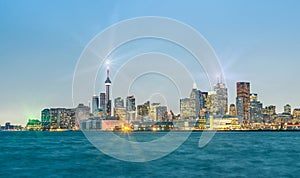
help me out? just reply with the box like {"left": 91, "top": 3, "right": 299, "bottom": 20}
{"left": 104, "top": 61, "right": 111, "bottom": 117}
{"left": 106, "top": 64, "right": 110, "bottom": 78}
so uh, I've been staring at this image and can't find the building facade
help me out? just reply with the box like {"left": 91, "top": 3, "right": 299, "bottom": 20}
{"left": 249, "top": 93, "right": 263, "bottom": 122}
{"left": 284, "top": 104, "right": 291, "bottom": 114}
{"left": 180, "top": 85, "right": 202, "bottom": 119}
{"left": 99, "top": 92, "right": 106, "bottom": 109}
{"left": 229, "top": 104, "right": 237, "bottom": 116}
{"left": 213, "top": 82, "right": 228, "bottom": 115}
{"left": 41, "top": 107, "right": 77, "bottom": 130}
{"left": 150, "top": 103, "right": 160, "bottom": 121}
{"left": 114, "top": 97, "right": 124, "bottom": 108}
{"left": 137, "top": 101, "right": 150, "bottom": 117}
{"left": 156, "top": 106, "right": 168, "bottom": 121}
{"left": 236, "top": 82, "right": 250, "bottom": 120}
{"left": 92, "top": 95, "right": 99, "bottom": 113}
{"left": 126, "top": 95, "right": 136, "bottom": 122}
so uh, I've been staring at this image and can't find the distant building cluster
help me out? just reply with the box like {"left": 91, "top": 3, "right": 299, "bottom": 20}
{"left": 0, "top": 122, "right": 22, "bottom": 131}
{"left": 5, "top": 62, "right": 299, "bottom": 131}
{"left": 231, "top": 82, "right": 300, "bottom": 130}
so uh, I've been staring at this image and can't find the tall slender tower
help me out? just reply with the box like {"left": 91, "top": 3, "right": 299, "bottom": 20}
{"left": 105, "top": 63, "right": 112, "bottom": 116}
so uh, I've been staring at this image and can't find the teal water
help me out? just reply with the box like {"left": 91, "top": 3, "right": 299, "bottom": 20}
{"left": 1, "top": 131, "right": 300, "bottom": 177}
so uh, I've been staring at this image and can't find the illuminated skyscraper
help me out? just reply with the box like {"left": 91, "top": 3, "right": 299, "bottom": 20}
{"left": 201, "top": 92, "right": 209, "bottom": 109}
{"left": 284, "top": 104, "right": 291, "bottom": 114}
{"left": 189, "top": 84, "right": 201, "bottom": 117}
{"left": 249, "top": 93, "right": 263, "bottom": 122}
{"left": 114, "top": 97, "right": 126, "bottom": 122}
{"left": 229, "top": 104, "right": 237, "bottom": 116}
{"left": 105, "top": 64, "right": 112, "bottom": 116}
{"left": 150, "top": 103, "right": 160, "bottom": 121}
{"left": 99, "top": 93, "right": 105, "bottom": 109}
{"left": 262, "top": 105, "right": 276, "bottom": 123}
{"left": 92, "top": 95, "right": 99, "bottom": 113}
{"left": 156, "top": 106, "right": 168, "bottom": 121}
{"left": 236, "top": 82, "right": 250, "bottom": 120}
{"left": 180, "top": 98, "right": 192, "bottom": 119}
{"left": 236, "top": 97, "right": 244, "bottom": 119}
{"left": 126, "top": 95, "right": 136, "bottom": 112}
{"left": 137, "top": 101, "right": 150, "bottom": 117}
{"left": 213, "top": 81, "right": 228, "bottom": 115}
{"left": 293, "top": 108, "right": 300, "bottom": 120}
{"left": 114, "top": 97, "right": 124, "bottom": 108}
{"left": 126, "top": 95, "right": 136, "bottom": 121}
{"left": 180, "top": 84, "right": 202, "bottom": 119}
{"left": 262, "top": 105, "right": 276, "bottom": 115}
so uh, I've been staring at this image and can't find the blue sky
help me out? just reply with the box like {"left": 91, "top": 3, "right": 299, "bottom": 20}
{"left": 1, "top": 0, "right": 300, "bottom": 125}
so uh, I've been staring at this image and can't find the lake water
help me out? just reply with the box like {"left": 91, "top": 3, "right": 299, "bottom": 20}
{"left": 1, "top": 131, "right": 300, "bottom": 177}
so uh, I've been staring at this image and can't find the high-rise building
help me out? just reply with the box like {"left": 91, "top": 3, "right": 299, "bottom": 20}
{"left": 114, "top": 107, "right": 127, "bottom": 123}
{"left": 262, "top": 105, "right": 276, "bottom": 123}
{"left": 249, "top": 93, "right": 263, "bottom": 122}
{"left": 180, "top": 84, "right": 202, "bottom": 119}
{"left": 229, "top": 104, "right": 237, "bottom": 116}
{"left": 201, "top": 92, "right": 209, "bottom": 109}
{"left": 150, "top": 103, "right": 160, "bottom": 121}
{"left": 292, "top": 108, "right": 300, "bottom": 120}
{"left": 137, "top": 101, "right": 150, "bottom": 117}
{"left": 105, "top": 64, "right": 112, "bottom": 116}
{"left": 114, "top": 97, "right": 124, "bottom": 108}
{"left": 92, "top": 95, "right": 99, "bottom": 113}
{"left": 213, "top": 82, "right": 228, "bottom": 115}
{"left": 41, "top": 109, "right": 51, "bottom": 129}
{"left": 41, "top": 104, "right": 90, "bottom": 131}
{"left": 114, "top": 96, "right": 126, "bottom": 123}
{"left": 284, "top": 104, "right": 291, "bottom": 114}
{"left": 206, "top": 91, "right": 217, "bottom": 114}
{"left": 250, "top": 93, "right": 258, "bottom": 102}
{"left": 126, "top": 95, "right": 136, "bottom": 112}
{"left": 236, "top": 82, "right": 250, "bottom": 120}
{"left": 41, "top": 108, "right": 76, "bottom": 130}
{"left": 75, "top": 104, "right": 90, "bottom": 121}
{"left": 126, "top": 95, "right": 136, "bottom": 121}
{"left": 180, "top": 98, "right": 192, "bottom": 119}
{"left": 156, "top": 106, "right": 168, "bottom": 121}
{"left": 262, "top": 105, "right": 276, "bottom": 115}
{"left": 236, "top": 97, "right": 244, "bottom": 119}
{"left": 99, "top": 93, "right": 106, "bottom": 109}
{"left": 189, "top": 84, "right": 201, "bottom": 117}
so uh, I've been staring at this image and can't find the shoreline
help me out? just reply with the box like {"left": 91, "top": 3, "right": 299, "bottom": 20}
{"left": 3, "top": 129, "right": 300, "bottom": 132}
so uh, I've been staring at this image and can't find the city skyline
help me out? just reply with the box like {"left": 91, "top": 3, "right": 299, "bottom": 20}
{"left": 1, "top": 1, "right": 300, "bottom": 125}
{"left": 6, "top": 77, "right": 300, "bottom": 131}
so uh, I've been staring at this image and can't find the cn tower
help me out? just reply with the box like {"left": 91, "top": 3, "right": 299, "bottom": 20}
{"left": 105, "top": 62, "right": 112, "bottom": 116}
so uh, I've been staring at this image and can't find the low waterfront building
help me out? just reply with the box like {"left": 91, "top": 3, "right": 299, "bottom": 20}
{"left": 93, "top": 108, "right": 104, "bottom": 118}
{"left": 80, "top": 119, "right": 102, "bottom": 131}
{"left": 26, "top": 119, "right": 41, "bottom": 131}
{"left": 211, "top": 115, "right": 241, "bottom": 130}
{"left": 131, "top": 121, "right": 174, "bottom": 131}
